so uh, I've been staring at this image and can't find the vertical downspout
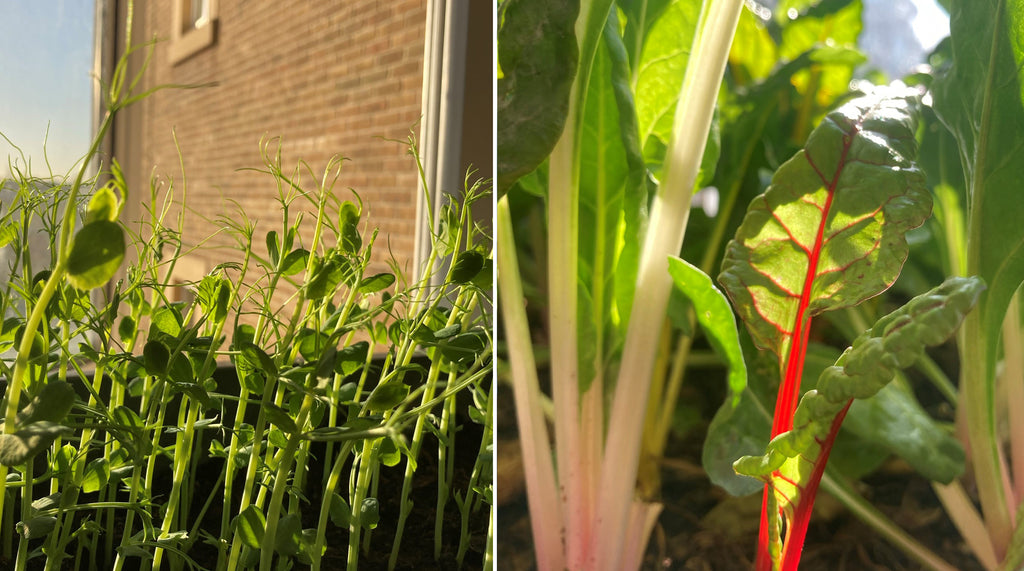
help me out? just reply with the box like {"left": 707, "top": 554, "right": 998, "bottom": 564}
{"left": 92, "top": 0, "right": 117, "bottom": 171}
{"left": 414, "top": 0, "right": 470, "bottom": 284}
{"left": 93, "top": 0, "right": 117, "bottom": 305}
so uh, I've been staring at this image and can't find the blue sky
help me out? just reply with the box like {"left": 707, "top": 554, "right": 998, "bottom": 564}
{"left": 0, "top": 1, "right": 94, "bottom": 178}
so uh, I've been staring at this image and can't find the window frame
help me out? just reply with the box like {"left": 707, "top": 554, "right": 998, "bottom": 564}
{"left": 168, "top": 0, "right": 218, "bottom": 64}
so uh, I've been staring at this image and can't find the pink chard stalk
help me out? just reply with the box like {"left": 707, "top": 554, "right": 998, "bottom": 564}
{"left": 718, "top": 87, "right": 983, "bottom": 570}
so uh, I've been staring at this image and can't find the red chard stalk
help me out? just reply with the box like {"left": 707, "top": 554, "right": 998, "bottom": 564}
{"left": 717, "top": 87, "right": 975, "bottom": 570}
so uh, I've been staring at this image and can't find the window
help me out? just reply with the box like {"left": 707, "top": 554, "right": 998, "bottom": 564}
{"left": 169, "top": 0, "right": 218, "bottom": 64}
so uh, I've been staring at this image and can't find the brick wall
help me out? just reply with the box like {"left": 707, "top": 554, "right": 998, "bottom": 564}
{"left": 113, "top": 0, "right": 428, "bottom": 288}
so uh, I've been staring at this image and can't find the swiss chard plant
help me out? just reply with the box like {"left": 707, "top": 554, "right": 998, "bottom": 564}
{"left": 914, "top": 0, "right": 1024, "bottom": 568}
{"left": 712, "top": 84, "right": 987, "bottom": 569}
{"left": 498, "top": 0, "right": 745, "bottom": 567}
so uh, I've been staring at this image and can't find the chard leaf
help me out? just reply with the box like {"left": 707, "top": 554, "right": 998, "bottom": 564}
{"left": 577, "top": 13, "right": 637, "bottom": 391}
{"left": 667, "top": 257, "right": 746, "bottom": 402}
{"left": 496, "top": 0, "right": 579, "bottom": 194}
{"left": 734, "top": 276, "right": 983, "bottom": 562}
{"left": 933, "top": 1, "right": 1024, "bottom": 342}
{"left": 634, "top": 0, "right": 701, "bottom": 160}
{"left": 719, "top": 88, "right": 929, "bottom": 364}
{"left": 932, "top": 0, "right": 1024, "bottom": 544}
{"left": 845, "top": 379, "right": 964, "bottom": 484}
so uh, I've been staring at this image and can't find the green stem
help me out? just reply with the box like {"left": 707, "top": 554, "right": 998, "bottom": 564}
{"left": 259, "top": 389, "right": 314, "bottom": 571}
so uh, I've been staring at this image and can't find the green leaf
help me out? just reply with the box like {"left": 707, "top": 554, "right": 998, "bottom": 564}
{"left": 729, "top": 6, "right": 777, "bottom": 82}
{"left": 366, "top": 381, "right": 408, "bottom": 412}
{"left": 379, "top": 437, "right": 400, "bottom": 467}
{"left": 932, "top": 0, "right": 1024, "bottom": 537}
{"left": 576, "top": 13, "right": 636, "bottom": 393}
{"left": 634, "top": 0, "right": 701, "bottom": 160}
{"left": 339, "top": 201, "right": 361, "bottom": 254}
{"left": 719, "top": 88, "right": 929, "bottom": 362}
{"left": 275, "top": 513, "right": 302, "bottom": 556}
{"left": 66, "top": 220, "right": 125, "bottom": 290}
{"left": 16, "top": 381, "right": 77, "bottom": 426}
{"left": 263, "top": 404, "right": 297, "bottom": 434}
{"left": 150, "top": 305, "right": 183, "bottom": 340}
{"left": 143, "top": 341, "right": 170, "bottom": 375}
{"left": 82, "top": 458, "right": 110, "bottom": 493}
{"left": 17, "top": 516, "right": 57, "bottom": 539}
{"left": 496, "top": 0, "right": 579, "bottom": 194}
{"left": 359, "top": 498, "right": 380, "bottom": 530}
{"left": 334, "top": 342, "right": 369, "bottom": 377}
{"left": 266, "top": 231, "right": 280, "bottom": 266}
{"left": 240, "top": 342, "right": 278, "bottom": 380}
{"left": 667, "top": 257, "right": 746, "bottom": 403}
{"left": 844, "top": 379, "right": 964, "bottom": 483}
{"left": 357, "top": 273, "right": 395, "bottom": 294}
{"left": 0, "top": 222, "right": 16, "bottom": 248}
{"left": 85, "top": 184, "right": 120, "bottom": 224}
{"left": 449, "top": 250, "right": 485, "bottom": 284}
{"left": 0, "top": 422, "right": 73, "bottom": 466}
{"left": 306, "top": 256, "right": 347, "bottom": 300}
{"left": 280, "top": 248, "right": 309, "bottom": 277}
{"left": 197, "top": 275, "right": 232, "bottom": 322}
{"left": 329, "top": 493, "right": 351, "bottom": 527}
{"left": 233, "top": 505, "right": 266, "bottom": 550}
{"left": 296, "top": 328, "right": 327, "bottom": 362}
{"left": 118, "top": 315, "right": 136, "bottom": 342}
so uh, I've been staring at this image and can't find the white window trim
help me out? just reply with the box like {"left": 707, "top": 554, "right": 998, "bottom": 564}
{"left": 169, "top": 0, "right": 218, "bottom": 64}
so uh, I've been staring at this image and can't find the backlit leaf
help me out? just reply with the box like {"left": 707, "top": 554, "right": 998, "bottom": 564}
{"left": 233, "top": 505, "right": 266, "bottom": 550}
{"left": 719, "top": 88, "right": 929, "bottom": 363}
{"left": 66, "top": 221, "right": 125, "bottom": 290}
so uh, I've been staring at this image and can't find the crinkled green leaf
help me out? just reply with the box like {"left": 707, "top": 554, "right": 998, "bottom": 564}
{"left": 734, "top": 277, "right": 983, "bottom": 552}
{"left": 719, "top": 88, "right": 929, "bottom": 362}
